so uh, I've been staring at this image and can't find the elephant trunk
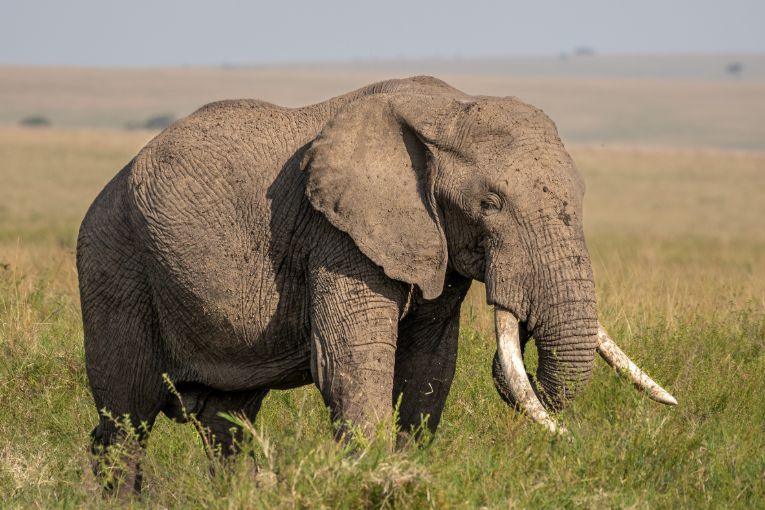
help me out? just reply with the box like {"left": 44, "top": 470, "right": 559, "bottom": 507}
{"left": 489, "top": 231, "right": 598, "bottom": 423}
{"left": 530, "top": 237, "right": 599, "bottom": 408}
{"left": 491, "top": 299, "right": 597, "bottom": 421}
{"left": 531, "top": 301, "right": 597, "bottom": 410}
{"left": 490, "top": 242, "right": 677, "bottom": 432}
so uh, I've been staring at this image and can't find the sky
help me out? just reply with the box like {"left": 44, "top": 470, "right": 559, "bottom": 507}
{"left": 1, "top": 0, "right": 764, "bottom": 67}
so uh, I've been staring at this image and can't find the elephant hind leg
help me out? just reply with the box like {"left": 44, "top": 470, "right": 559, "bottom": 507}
{"left": 89, "top": 414, "right": 151, "bottom": 497}
{"left": 78, "top": 166, "right": 170, "bottom": 495}
{"left": 82, "top": 284, "right": 168, "bottom": 496}
{"left": 164, "top": 386, "right": 269, "bottom": 458}
{"left": 82, "top": 283, "right": 168, "bottom": 496}
{"left": 80, "top": 257, "right": 169, "bottom": 493}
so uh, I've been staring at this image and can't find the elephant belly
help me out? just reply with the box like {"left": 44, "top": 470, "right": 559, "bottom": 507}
{"left": 148, "top": 248, "right": 313, "bottom": 391}
{"left": 129, "top": 147, "right": 312, "bottom": 390}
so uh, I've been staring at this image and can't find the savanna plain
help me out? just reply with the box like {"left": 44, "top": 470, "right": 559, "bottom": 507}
{"left": 1, "top": 66, "right": 764, "bottom": 508}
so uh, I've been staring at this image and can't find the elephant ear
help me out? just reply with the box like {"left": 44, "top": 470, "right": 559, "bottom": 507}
{"left": 301, "top": 94, "right": 449, "bottom": 299}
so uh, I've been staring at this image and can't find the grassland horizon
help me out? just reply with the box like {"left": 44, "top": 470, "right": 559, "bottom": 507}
{"left": 2, "top": 60, "right": 765, "bottom": 151}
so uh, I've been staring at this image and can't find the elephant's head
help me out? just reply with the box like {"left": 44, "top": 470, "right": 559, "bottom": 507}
{"left": 302, "top": 80, "right": 676, "bottom": 431}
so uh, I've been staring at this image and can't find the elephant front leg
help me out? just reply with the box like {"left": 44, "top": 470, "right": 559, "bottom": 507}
{"left": 394, "top": 273, "right": 471, "bottom": 439}
{"left": 309, "top": 254, "right": 410, "bottom": 442}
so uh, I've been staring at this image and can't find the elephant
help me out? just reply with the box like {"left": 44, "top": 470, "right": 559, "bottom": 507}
{"left": 77, "top": 76, "right": 676, "bottom": 492}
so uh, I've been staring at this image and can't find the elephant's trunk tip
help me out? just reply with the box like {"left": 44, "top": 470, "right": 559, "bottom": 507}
{"left": 596, "top": 323, "right": 678, "bottom": 406}
{"left": 494, "top": 306, "right": 568, "bottom": 434}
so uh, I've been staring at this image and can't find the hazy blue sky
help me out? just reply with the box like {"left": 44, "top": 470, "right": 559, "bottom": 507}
{"left": 2, "top": 0, "right": 763, "bottom": 66}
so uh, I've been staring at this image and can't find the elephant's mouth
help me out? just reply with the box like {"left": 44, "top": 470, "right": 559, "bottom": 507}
{"left": 492, "top": 306, "right": 677, "bottom": 433}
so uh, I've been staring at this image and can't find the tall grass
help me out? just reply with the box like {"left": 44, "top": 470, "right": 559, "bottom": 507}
{"left": 0, "top": 128, "right": 763, "bottom": 507}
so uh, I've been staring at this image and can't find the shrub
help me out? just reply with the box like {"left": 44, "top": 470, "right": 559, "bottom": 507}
{"left": 19, "top": 115, "right": 51, "bottom": 127}
{"left": 143, "top": 114, "right": 176, "bottom": 130}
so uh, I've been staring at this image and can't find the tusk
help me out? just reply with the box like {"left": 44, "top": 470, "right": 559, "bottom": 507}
{"left": 596, "top": 323, "right": 678, "bottom": 406}
{"left": 495, "top": 307, "right": 566, "bottom": 433}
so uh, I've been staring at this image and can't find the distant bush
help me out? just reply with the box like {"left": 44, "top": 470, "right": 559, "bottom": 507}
{"left": 126, "top": 113, "right": 177, "bottom": 131}
{"left": 726, "top": 62, "right": 744, "bottom": 79}
{"left": 19, "top": 115, "right": 51, "bottom": 127}
{"left": 573, "top": 46, "right": 596, "bottom": 56}
{"left": 144, "top": 114, "right": 176, "bottom": 130}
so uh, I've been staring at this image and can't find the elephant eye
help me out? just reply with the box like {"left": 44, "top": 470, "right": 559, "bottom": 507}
{"left": 480, "top": 193, "right": 502, "bottom": 216}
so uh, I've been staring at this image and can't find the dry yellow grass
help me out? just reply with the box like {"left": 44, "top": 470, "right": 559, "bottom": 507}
{"left": 0, "top": 127, "right": 154, "bottom": 241}
{"left": 577, "top": 145, "right": 765, "bottom": 240}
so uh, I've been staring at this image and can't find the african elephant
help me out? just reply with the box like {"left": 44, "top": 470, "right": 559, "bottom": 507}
{"left": 77, "top": 76, "right": 675, "bottom": 492}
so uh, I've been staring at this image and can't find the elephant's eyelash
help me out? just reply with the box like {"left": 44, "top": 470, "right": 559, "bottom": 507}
{"left": 480, "top": 193, "right": 502, "bottom": 215}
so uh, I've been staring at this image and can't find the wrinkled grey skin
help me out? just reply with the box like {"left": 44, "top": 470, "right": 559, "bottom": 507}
{"left": 78, "top": 76, "right": 596, "bottom": 492}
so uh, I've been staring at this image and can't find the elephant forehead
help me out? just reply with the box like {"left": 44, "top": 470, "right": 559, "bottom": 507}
{"left": 456, "top": 99, "right": 572, "bottom": 170}
{"left": 464, "top": 96, "right": 560, "bottom": 140}
{"left": 457, "top": 149, "right": 585, "bottom": 215}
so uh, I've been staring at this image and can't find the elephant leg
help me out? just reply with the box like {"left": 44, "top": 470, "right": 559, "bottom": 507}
{"left": 78, "top": 166, "right": 170, "bottom": 496}
{"left": 394, "top": 273, "right": 471, "bottom": 438}
{"left": 79, "top": 230, "right": 169, "bottom": 494}
{"left": 81, "top": 269, "right": 167, "bottom": 496}
{"left": 308, "top": 244, "right": 410, "bottom": 442}
{"left": 184, "top": 387, "right": 270, "bottom": 458}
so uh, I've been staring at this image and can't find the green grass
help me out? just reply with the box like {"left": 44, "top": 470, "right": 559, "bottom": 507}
{"left": 1, "top": 128, "right": 764, "bottom": 507}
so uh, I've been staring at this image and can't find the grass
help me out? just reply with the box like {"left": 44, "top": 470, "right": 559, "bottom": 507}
{"left": 1, "top": 127, "right": 764, "bottom": 508}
